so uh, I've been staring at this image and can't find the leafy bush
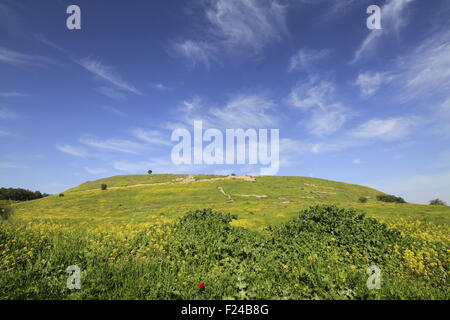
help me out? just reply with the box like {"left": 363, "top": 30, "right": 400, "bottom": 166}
{"left": 376, "top": 194, "right": 406, "bottom": 203}
{"left": 0, "top": 206, "right": 447, "bottom": 300}
{"left": 0, "top": 203, "right": 14, "bottom": 220}
{"left": 429, "top": 199, "right": 445, "bottom": 206}
{"left": 148, "top": 170, "right": 152, "bottom": 174}
{"left": 101, "top": 184, "right": 107, "bottom": 191}
{"left": 59, "top": 193, "right": 64, "bottom": 197}
{"left": 358, "top": 196, "right": 368, "bottom": 203}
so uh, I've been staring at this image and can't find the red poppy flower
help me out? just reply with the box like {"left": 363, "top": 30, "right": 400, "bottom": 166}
{"left": 197, "top": 282, "right": 205, "bottom": 289}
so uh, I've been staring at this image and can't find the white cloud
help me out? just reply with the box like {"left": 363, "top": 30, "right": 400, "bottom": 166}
{"left": 78, "top": 58, "right": 142, "bottom": 95}
{"left": 307, "top": 104, "right": 349, "bottom": 136}
{"left": 97, "top": 87, "right": 126, "bottom": 100}
{"left": 0, "top": 47, "right": 54, "bottom": 66}
{"left": 352, "top": 0, "right": 415, "bottom": 62}
{"left": 400, "top": 29, "right": 450, "bottom": 100}
{"left": 0, "top": 91, "right": 25, "bottom": 97}
{"left": 173, "top": 40, "right": 218, "bottom": 69}
{"left": 209, "top": 95, "right": 277, "bottom": 128}
{"left": 349, "top": 117, "right": 418, "bottom": 141}
{"left": 132, "top": 128, "right": 172, "bottom": 146}
{"left": 287, "top": 79, "right": 351, "bottom": 136}
{"left": 205, "top": 0, "right": 286, "bottom": 53}
{"left": 288, "top": 48, "right": 330, "bottom": 72}
{"left": 287, "top": 79, "right": 334, "bottom": 111}
{"left": 102, "top": 105, "right": 126, "bottom": 117}
{"left": 354, "top": 72, "right": 394, "bottom": 97}
{"left": 0, "top": 129, "right": 12, "bottom": 137}
{"left": 352, "top": 158, "right": 362, "bottom": 164}
{"left": 151, "top": 83, "right": 171, "bottom": 91}
{"left": 79, "top": 136, "right": 144, "bottom": 154}
{"left": 174, "top": 0, "right": 287, "bottom": 68}
{"left": 57, "top": 145, "right": 88, "bottom": 157}
{"left": 0, "top": 107, "right": 18, "bottom": 119}
{"left": 0, "top": 161, "right": 28, "bottom": 169}
{"left": 172, "top": 94, "right": 278, "bottom": 129}
{"left": 84, "top": 167, "right": 107, "bottom": 175}
{"left": 35, "top": 33, "right": 68, "bottom": 54}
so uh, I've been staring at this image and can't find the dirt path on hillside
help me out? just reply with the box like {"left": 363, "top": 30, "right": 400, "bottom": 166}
{"left": 217, "top": 185, "right": 268, "bottom": 202}
{"left": 82, "top": 175, "right": 257, "bottom": 192}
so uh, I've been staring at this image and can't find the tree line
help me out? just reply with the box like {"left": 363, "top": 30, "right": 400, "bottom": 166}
{"left": 0, "top": 188, "right": 50, "bottom": 201}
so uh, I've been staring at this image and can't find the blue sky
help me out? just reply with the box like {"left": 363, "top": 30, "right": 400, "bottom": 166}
{"left": 0, "top": 0, "right": 449, "bottom": 204}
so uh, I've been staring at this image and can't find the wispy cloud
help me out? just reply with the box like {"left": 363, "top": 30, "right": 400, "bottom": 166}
{"left": 173, "top": 94, "right": 278, "bottom": 129}
{"left": 0, "top": 47, "right": 54, "bottom": 66}
{"left": 173, "top": 40, "right": 218, "bottom": 69}
{"left": 288, "top": 48, "right": 330, "bottom": 73}
{"left": 0, "top": 107, "right": 18, "bottom": 119}
{"left": 0, "top": 161, "right": 28, "bottom": 169}
{"left": 96, "top": 87, "right": 126, "bottom": 100}
{"left": 77, "top": 58, "right": 142, "bottom": 95}
{"left": 150, "top": 83, "right": 172, "bottom": 91}
{"left": 348, "top": 117, "right": 419, "bottom": 141}
{"left": 79, "top": 136, "right": 144, "bottom": 154}
{"left": 35, "top": 33, "right": 69, "bottom": 54}
{"left": 132, "top": 128, "right": 172, "bottom": 146}
{"left": 0, "top": 91, "right": 25, "bottom": 98}
{"left": 0, "top": 129, "right": 13, "bottom": 137}
{"left": 57, "top": 144, "right": 89, "bottom": 157}
{"left": 84, "top": 167, "right": 108, "bottom": 175}
{"left": 101, "top": 105, "right": 126, "bottom": 117}
{"left": 354, "top": 72, "right": 395, "bottom": 97}
{"left": 400, "top": 29, "right": 450, "bottom": 101}
{"left": 209, "top": 95, "right": 277, "bottom": 128}
{"left": 287, "top": 78, "right": 351, "bottom": 136}
{"left": 205, "top": 0, "right": 287, "bottom": 53}
{"left": 174, "top": 0, "right": 287, "bottom": 68}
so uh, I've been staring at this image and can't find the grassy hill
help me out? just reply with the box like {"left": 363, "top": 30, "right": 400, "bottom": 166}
{"left": 2, "top": 174, "right": 449, "bottom": 299}
{"left": 13, "top": 174, "right": 450, "bottom": 229}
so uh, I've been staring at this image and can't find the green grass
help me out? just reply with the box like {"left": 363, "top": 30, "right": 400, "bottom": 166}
{"left": 1, "top": 174, "right": 449, "bottom": 299}
{"left": 13, "top": 174, "right": 450, "bottom": 229}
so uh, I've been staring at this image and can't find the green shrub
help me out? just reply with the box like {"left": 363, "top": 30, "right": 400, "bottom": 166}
{"left": 358, "top": 196, "right": 368, "bottom": 203}
{"left": 148, "top": 170, "right": 152, "bottom": 174}
{"left": 0, "top": 203, "right": 14, "bottom": 220}
{"left": 101, "top": 184, "right": 107, "bottom": 191}
{"left": 429, "top": 199, "right": 445, "bottom": 206}
{"left": 376, "top": 194, "right": 406, "bottom": 203}
{"left": 59, "top": 193, "right": 64, "bottom": 197}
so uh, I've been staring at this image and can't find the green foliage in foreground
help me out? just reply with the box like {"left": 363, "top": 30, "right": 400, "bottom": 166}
{"left": 0, "top": 203, "right": 14, "bottom": 220}
{"left": 1, "top": 206, "right": 448, "bottom": 300}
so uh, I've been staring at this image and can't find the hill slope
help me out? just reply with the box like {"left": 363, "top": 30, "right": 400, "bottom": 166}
{"left": 14, "top": 174, "right": 450, "bottom": 229}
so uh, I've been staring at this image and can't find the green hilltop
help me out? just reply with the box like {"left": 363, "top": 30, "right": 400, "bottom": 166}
{"left": 13, "top": 174, "right": 450, "bottom": 229}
